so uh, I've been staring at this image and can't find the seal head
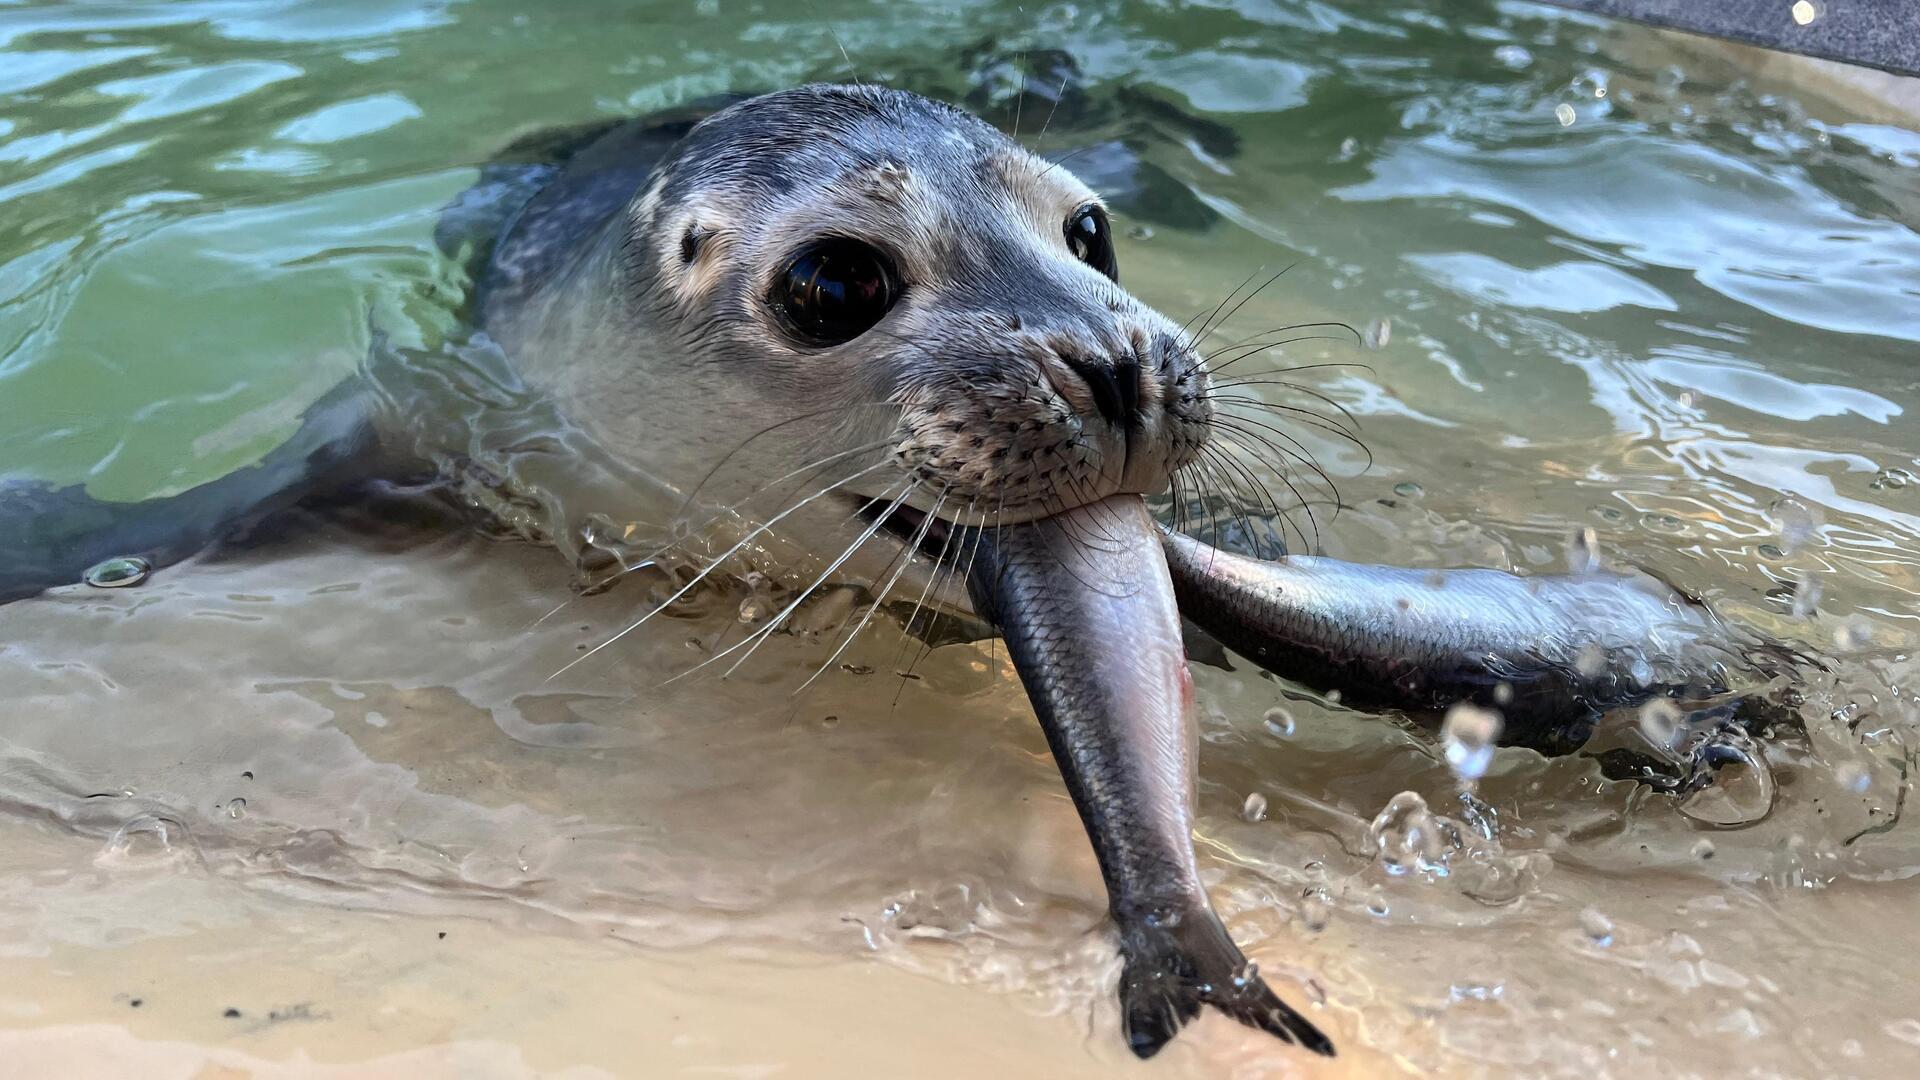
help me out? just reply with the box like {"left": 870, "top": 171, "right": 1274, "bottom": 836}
{"left": 491, "top": 84, "right": 1214, "bottom": 555}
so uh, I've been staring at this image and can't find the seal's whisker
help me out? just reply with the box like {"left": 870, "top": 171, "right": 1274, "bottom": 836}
{"left": 1206, "top": 376, "right": 1368, "bottom": 434}
{"left": 544, "top": 462, "right": 896, "bottom": 682}
{"left": 1209, "top": 431, "right": 1323, "bottom": 553}
{"left": 1179, "top": 265, "right": 1266, "bottom": 344}
{"left": 525, "top": 436, "right": 897, "bottom": 633}
{"left": 668, "top": 481, "right": 919, "bottom": 684}
{"left": 674, "top": 403, "right": 897, "bottom": 522}
{"left": 1207, "top": 396, "right": 1371, "bottom": 465}
{"left": 1211, "top": 407, "right": 1351, "bottom": 499}
{"left": 1194, "top": 264, "right": 1297, "bottom": 348}
{"left": 798, "top": 486, "right": 950, "bottom": 693}
{"left": 890, "top": 494, "right": 974, "bottom": 690}
{"left": 796, "top": 0, "right": 861, "bottom": 85}
{"left": 1028, "top": 73, "right": 1073, "bottom": 156}
{"left": 1010, "top": 51, "right": 1026, "bottom": 138}
{"left": 1199, "top": 440, "right": 1290, "bottom": 556}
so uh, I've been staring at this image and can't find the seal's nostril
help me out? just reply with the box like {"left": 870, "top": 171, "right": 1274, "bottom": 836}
{"left": 1063, "top": 356, "right": 1124, "bottom": 426}
{"left": 1114, "top": 357, "right": 1140, "bottom": 421}
{"left": 1063, "top": 356, "right": 1138, "bottom": 428}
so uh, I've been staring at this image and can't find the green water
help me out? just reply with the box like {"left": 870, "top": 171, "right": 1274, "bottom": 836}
{"left": 4, "top": 0, "right": 1920, "bottom": 1072}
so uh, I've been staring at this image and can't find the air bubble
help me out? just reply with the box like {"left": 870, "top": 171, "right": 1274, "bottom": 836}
{"left": 1678, "top": 733, "right": 1776, "bottom": 828}
{"left": 1767, "top": 495, "right": 1821, "bottom": 553}
{"left": 1568, "top": 526, "right": 1601, "bottom": 575}
{"left": 1832, "top": 617, "right": 1873, "bottom": 650}
{"left": 83, "top": 556, "right": 151, "bottom": 589}
{"left": 1691, "top": 838, "right": 1716, "bottom": 860}
{"left": 1493, "top": 44, "right": 1532, "bottom": 69}
{"left": 1574, "top": 643, "right": 1607, "bottom": 677}
{"left": 1580, "top": 907, "right": 1615, "bottom": 947}
{"left": 1262, "top": 706, "right": 1296, "bottom": 738}
{"left": 1370, "top": 791, "right": 1445, "bottom": 875}
{"left": 1638, "top": 699, "right": 1683, "bottom": 750}
{"left": 1242, "top": 792, "right": 1268, "bottom": 822}
{"left": 1392, "top": 481, "right": 1423, "bottom": 498}
{"left": 1554, "top": 103, "right": 1577, "bottom": 126}
{"left": 98, "top": 813, "right": 191, "bottom": 867}
{"left": 1836, "top": 761, "right": 1871, "bottom": 793}
{"left": 1441, "top": 704, "right": 1503, "bottom": 782}
{"left": 1299, "top": 890, "right": 1331, "bottom": 932}
{"left": 1363, "top": 317, "right": 1392, "bottom": 350}
{"left": 1789, "top": 572, "right": 1822, "bottom": 619}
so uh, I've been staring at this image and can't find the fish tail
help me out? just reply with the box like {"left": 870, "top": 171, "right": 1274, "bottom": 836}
{"left": 1116, "top": 908, "right": 1334, "bottom": 1059}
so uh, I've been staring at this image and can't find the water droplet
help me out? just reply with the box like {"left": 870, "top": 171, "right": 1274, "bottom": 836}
{"left": 1832, "top": 617, "right": 1873, "bottom": 650}
{"left": 1691, "top": 838, "right": 1716, "bottom": 860}
{"left": 1789, "top": 572, "right": 1822, "bottom": 619}
{"left": 1836, "top": 761, "right": 1871, "bottom": 793}
{"left": 83, "top": 556, "right": 151, "bottom": 589}
{"left": 1554, "top": 103, "right": 1577, "bottom": 126}
{"left": 1493, "top": 44, "right": 1532, "bottom": 69}
{"left": 1262, "top": 706, "right": 1295, "bottom": 738}
{"left": 1869, "top": 467, "right": 1913, "bottom": 491}
{"left": 1441, "top": 704, "right": 1503, "bottom": 782}
{"left": 1370, "top": 791, "right": 1446, "bottom": 875}
{"left": 1242, "top": 792, "right": 1268, "bottom": 822}
{"left": 1885, "top": 1018, "right": 1920, "bottom": 1047}
{"left": 1574, "top": 643, "right": 1607, "bottom": 677}
{"left": 1767, "top": 496, "right": 1821, "bottom": 553}
{"left": 1363, "top": 316, "right": 1392, "bottom": 350}
{"left": 99, "top": 813, "right": 190, "bottom": 866}
{"left": 1392, "top": 481, "right": 1423, "bottom": 499}
{"left": 1638, "top": 698, "right": 1683, "bottom": 750}
{"left": 1640, "top": 512, "right": 1686, "bottom": 535}
{"left": 1568, "top": 526, "right": 1601, "bottom": 575}
{"left": 1678, "top": 733, "right": 1775, "bottom": 828}
{"left": 1580, "top": 907, "right": 1615, "bottom": 947}
{"left": 1365, "top": 888, "right": 1391, "bottom": 917}
{"left": 1299, "top": 890, "right": 1331, "bottom": 932}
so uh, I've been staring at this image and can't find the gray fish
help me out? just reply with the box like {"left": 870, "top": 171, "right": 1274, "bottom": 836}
{"left": 962, "top": 495, "right": 1333, "bottom": 1060}
{"left": 1162, "top": 528, "right": 1733, "bottom": 750}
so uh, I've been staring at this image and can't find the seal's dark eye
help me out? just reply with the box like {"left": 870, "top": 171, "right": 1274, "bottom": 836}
{"left": 770, "top": 238, "right": 901, "bottom": 346}
{"left": 1066, "top": 205, "right": 1117, "bottom": 281}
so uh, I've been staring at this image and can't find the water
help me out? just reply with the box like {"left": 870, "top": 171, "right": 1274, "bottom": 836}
{"left": 3, "top": 0, "right": 1919, "bottom": 1076}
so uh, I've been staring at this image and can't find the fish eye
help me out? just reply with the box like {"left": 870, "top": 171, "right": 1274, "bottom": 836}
{"left": 769, "top": 238, "right": 902, "bottom": 346}
{"left": 1065, "top": 204, "right": 1117, "bottom": 281}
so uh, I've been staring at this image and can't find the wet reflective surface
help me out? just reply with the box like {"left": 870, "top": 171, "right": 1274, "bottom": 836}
{"left": 3, "top": 0, "right": 1918, "bottom": 1075}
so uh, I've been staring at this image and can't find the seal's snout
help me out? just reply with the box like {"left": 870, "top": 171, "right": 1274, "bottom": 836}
{"left": 1061, "top": 353, "right": 1140, "bottom": 428}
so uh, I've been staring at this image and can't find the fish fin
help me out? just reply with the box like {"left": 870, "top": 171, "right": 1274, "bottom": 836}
{"left": 1116, "top": 910, "right": 1334, "bottom": 1059}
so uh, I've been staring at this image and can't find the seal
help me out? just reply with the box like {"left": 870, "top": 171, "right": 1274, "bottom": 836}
{"left": 462, "top": 85, "right": 1213, "bottom": 611}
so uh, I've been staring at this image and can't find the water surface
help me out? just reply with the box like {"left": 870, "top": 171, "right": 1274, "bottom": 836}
{"left": 3, "top": 0, "right": 1919, "bottom": 1075}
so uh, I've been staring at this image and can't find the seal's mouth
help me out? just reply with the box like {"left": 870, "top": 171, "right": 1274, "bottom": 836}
{"left": 850, "top": 496, "right": 953, "bottom": 561}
